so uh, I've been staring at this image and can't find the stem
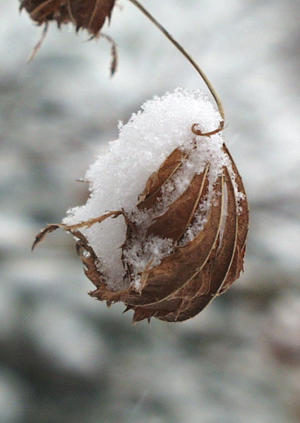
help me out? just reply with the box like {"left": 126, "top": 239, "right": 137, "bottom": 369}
{"left": 27, "top": 22, "right": 48, "bottom": 63}
{"left": 127, "top": 0, "right": 225, "bottom": 132}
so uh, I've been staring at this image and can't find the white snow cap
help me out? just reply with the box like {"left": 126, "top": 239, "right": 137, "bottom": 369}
{"left": 64, "top": 88, "right": 228, "bottom": 290}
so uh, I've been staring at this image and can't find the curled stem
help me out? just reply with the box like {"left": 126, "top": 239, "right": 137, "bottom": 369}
{"left": 127, "top": 0, "right": 225, "bottom": 134}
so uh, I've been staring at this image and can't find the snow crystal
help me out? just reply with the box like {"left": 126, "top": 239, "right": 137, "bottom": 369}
{"left": 64, "top": 88, "right": 229, "bottom": 290}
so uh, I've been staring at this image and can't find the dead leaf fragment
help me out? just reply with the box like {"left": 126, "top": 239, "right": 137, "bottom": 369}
{"left": 34, "top": 140, "right": 249, "bottom": 323}
{"left": 20, "top": 0, "right": 116, "bottom": 36}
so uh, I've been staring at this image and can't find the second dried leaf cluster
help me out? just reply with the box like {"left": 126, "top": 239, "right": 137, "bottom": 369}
{"left": 20, "top": 0, "right": 116, "bottom": 35}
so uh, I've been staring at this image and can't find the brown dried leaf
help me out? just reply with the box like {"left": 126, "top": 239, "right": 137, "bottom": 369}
{"left": 125, "top": 174, "right": 223, "bottom": 307}
{"left": 147, "top": 165, "right": 209, "bottom": 242}
{"left": 34, "top": 141, "right": 249, "bottom": 323}
{"left": 68, "top": 0, "right": 115, "bottom": 34}
{"left": 126, "top": 147, "right": 248, "bottom": 322}
{"left": 158, "top": 167, "right": 238, "bottom": 321}
{"left": 20, "top": 0, "right": 116, "bottom": 36}
{"left": 137, "top": 148, "right": 188, "bottom": 208}
{"left": 20, "top": 0, "right": 69, "bottom": 26}
{"left": 136, "top": 154, "right": 247, "bottom": 322}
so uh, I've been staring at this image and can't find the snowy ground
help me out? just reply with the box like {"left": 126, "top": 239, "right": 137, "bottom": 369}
{"left": 0, "top": 1, "right": 300, "bottom": 422}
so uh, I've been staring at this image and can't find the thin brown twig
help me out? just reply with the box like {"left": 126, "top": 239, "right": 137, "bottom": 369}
{"left": 100, "top": 33, "right": 118, "bottom": 76}
{"left": 27, "top": 22, "right": 49, "bottom": 63}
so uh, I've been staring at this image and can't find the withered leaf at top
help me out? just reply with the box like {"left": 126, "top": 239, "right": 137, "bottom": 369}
{"left": 20, "top": 0, "right": 69, "bottom": 25}
{"left": 20, "top": 0, "right": 116, "bottom": 35}
{"left": 68, "top": 0, "right": 115, "bottom": 34}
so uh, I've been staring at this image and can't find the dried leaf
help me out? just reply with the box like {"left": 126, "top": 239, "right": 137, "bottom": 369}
{"left": 20, "top": 0, "right": 116, "bottom": 36}
{"left": 34, "top": 141, "right": 249, "bottom": 323}
{"left": 125, "top": 173, "right": 223, "bottom": 307}
{"left": 137, "top": 148, "right": 188, "bottom": 207}
{"left": 146, "top": 165, "right": 209, "bottom": 242}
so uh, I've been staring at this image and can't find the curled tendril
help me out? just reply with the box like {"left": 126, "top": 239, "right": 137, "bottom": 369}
{"left": 191, "top": 120, "right": 225, "bottom": 137}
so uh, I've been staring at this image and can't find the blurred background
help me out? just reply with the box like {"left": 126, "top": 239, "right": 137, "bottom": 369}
{"left": 1, "top": 0, "right": 300, "bottom": 422}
